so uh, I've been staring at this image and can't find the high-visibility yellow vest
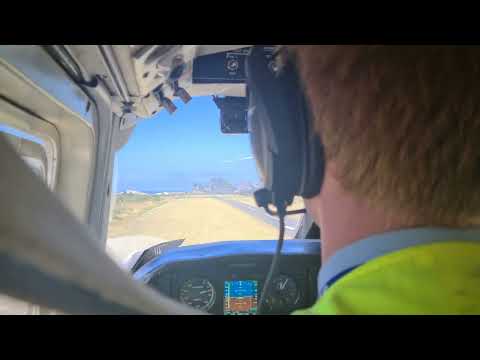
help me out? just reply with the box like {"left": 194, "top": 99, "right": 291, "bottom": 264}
{"left": 294, "top": 241, "right": 480, "bottom": 315}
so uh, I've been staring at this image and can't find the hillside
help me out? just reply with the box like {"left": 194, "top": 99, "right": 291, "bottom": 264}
{"left": 192, "top": 178, "right": 258, "bottom": 194}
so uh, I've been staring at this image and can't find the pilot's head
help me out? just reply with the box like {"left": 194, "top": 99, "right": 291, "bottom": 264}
{"left": 289, "top": 46, "right": 480, "bottom": 237}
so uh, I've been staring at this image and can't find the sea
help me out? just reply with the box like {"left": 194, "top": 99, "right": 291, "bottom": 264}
{"left": 117, "top": 188, "right": 191, "bottom": 195}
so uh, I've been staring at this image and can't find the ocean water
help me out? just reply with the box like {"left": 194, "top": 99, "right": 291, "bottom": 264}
{"left": 117, "top": 189, "right": 190, "bottom": 195}
{"left": 142, "top": 189, "right": 189, "bottom": 194}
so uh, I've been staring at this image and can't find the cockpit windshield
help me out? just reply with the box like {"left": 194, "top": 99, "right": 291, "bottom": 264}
{"left": 107, "top": 97, "right": 303, "bottom": 262}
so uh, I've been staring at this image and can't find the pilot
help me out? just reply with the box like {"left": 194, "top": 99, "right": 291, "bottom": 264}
{"left": 284, "top": 46, "right": 480, "bottom": 314}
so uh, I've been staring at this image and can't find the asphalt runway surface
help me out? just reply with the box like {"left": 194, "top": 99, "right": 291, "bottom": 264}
{"left": 217, "top": 197, "right": 299, "bottom": 239}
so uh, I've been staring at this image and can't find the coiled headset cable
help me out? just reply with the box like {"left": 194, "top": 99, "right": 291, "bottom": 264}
{"left": 255, "top": 189, "right": 306, "bottom": 314}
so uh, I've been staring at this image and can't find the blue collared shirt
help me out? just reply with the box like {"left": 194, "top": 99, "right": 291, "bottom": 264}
{"left": 317, "top": 227, "right": 480, "bottom": 297}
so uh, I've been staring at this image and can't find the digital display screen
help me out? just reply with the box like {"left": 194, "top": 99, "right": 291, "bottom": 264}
{"left": 224, "top": 280, "right": 258, "bottom": 315}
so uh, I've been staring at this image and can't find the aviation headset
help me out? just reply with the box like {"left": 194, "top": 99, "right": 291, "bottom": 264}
{"left": 245, "top": 45, "right": 326, "bottom": 216}
{"left": 245, "top": 45, "right": 326, "bottom": 313}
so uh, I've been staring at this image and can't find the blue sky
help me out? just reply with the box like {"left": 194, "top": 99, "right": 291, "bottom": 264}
{"left": 114, "top": 96, "right": 260, "bottom": 192}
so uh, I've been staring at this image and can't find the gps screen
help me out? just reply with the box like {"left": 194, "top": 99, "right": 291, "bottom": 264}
{"left": 224, "top": 280, "right": 258, "bottom": 315}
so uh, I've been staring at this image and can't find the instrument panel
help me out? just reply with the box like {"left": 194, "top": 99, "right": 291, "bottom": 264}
{"left": 175, "top": 275, "right": 301, "bottom": 315}
{"left": 135, "top": 240, "right": 321, "bottom": 315}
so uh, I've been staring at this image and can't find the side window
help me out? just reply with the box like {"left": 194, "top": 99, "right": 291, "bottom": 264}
{"left": 0, "top": 124, "right": 52, "bottom": 314}
{"left": 0, "top": 124, "right": 48, "bottom": 184}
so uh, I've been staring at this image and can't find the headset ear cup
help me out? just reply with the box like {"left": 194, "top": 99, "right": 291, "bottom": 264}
{"left": 249, "top": 97, "right": 270, "bottom": 187}
{"left": 246, "top": 46, "right": 325, "bottom": 206}
{"left": 298, "top": 91, "right": 326, "bottom": 199}
{"left": 302, "top": 132, "right": 325, "bottom": 199}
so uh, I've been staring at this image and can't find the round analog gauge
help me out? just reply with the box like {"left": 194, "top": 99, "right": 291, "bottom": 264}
{"left": 178, "top": 278, "right": 216, "bottom": 311}
{"left": 226, "top": 58, "right": 239, "bottom": 72}
{"left": 265, "top": 275, "right": 300, "bottom": 312}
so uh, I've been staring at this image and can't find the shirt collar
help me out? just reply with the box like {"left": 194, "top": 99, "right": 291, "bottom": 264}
{"left": 318, "top": 227, "right": 480, "bottom": 297}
